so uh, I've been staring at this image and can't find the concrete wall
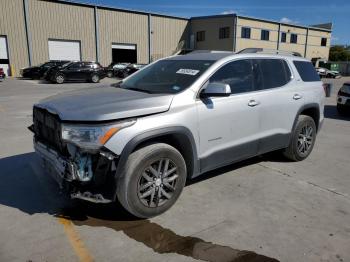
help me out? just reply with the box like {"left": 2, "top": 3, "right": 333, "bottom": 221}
{"left": 0, "top": 0, "right": 29, "bottom": 75}
{"left": 236, "top": 17, "right": 279, "bottom": 51}
{"left": 191, "top": 16, "right": 234, "bottom": 51}
{"left": 28, "top": 0, "right": 96, "bottom": 65}
{"left": 279, "top": 25, "right": 307, "bottom": 56}
{"left": 306, "top": 29, "right": 331, "bottom": 60}
{"left": 151, "top": 16, "right": 188, "bottom": 61}
{"left": 98, "top": 8, "right": 149, "bottom": 65}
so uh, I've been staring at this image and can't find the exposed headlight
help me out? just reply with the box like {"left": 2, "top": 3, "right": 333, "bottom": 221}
{"left": 61, "top": 119, "right": 136, "bottom": 150}
{"left": 340, "top": 84, "right": 350, "bottom": 94}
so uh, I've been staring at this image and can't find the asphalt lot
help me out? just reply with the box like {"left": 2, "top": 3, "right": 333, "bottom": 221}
{"left": 0, "top": 76, "right": 349, "bottom": 262}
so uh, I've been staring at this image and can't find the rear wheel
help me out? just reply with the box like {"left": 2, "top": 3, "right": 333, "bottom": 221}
{"left": 55, "top": 74, "right": 65, "bottom": 84}
{"left": 91, "top": 74, "right": 100, "bottom": 83}
{"left": 283, "top": 115, "right": 317, "bottom": 161}
{"left": 117, "top": 143, "right": 187, "bottom": 218}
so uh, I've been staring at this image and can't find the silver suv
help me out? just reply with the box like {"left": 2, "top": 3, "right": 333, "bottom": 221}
{"left": 31, "top": 51, "right": 325, "bottom": 218}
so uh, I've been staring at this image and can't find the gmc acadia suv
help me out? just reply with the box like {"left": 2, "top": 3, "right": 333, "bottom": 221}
{"left": 31, "top": 51, "right": 325, "bottom": 218}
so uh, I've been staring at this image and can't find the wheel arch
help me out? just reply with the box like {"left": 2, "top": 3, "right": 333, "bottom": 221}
{"left": 113, "top": 127, "right": 199, "bottom": 200}
{"left": 293, "top": 103, "right": 320, "bottom": 132}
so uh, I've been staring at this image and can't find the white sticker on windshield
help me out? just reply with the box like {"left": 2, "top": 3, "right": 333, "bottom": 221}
{"left": 176, "top": 69, "right": 200, "bottom": 76}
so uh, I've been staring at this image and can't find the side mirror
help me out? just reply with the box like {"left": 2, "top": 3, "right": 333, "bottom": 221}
{"left": 200, "top": 82, "right": 231, "bottom": 98}
{"left": 111, "top": 80, "right": 123, "bottom": 88}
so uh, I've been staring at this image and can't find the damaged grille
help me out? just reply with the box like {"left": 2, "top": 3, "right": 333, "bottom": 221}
{"left": 33, "top": 107, "right": 65, "bottom": 154}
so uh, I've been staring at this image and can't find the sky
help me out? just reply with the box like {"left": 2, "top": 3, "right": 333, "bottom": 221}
{"left": 72, "top": 0, "right": 349, "bottom": 45}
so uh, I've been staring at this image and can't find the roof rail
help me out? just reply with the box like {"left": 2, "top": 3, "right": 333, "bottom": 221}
{"left": 237, "top": 48, "right": 302, "bottom": 57}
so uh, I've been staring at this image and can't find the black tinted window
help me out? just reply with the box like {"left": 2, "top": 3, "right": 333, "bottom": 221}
{"left": 68, "top": 63, "right": 82, "bottom": 69}
{"left": 241, "top": 27, "right": 251, "bottom": 39}
{"left": 209, "top": 60, "right": 254, "bottom": 94}
{"left": 261, "top": 30, "right": 270, "bottom": 41}
{"left": 291, "top": 34, "right": 298, "bottom": 44}
{"left": 293, "top": 61, "right": 320, "bottom": 82}
{"left": 281, "top": 32, "right": 287, "bottom": 43}
{"left": 253, "top": 59, "right": 291, "bottom": 90}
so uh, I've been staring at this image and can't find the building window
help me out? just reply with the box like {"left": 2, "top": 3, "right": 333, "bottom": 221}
{"left": 321, "top": 38, "right": 327, "bottom": 46}
{"left": 196, "top": 31, "right": 205, "bottom": 42}
{"left": 241, "top": 27, "right": 251, "bottom": 39}
{"left": 281, "top": 32, "right": 287, "bottom": 43}
{"left": 219, "top": 27, "right": 230, "bottom": 39}
{"left": 261, "top": 30, "right": 270, "bottom": 41}
{"left": 290, "top": 34, "right": 298, "bottom": 44}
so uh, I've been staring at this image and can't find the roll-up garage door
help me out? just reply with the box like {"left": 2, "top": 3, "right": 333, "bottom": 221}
{"left": 0, "top": 36, "right": 9, "bottom": 76}
{"left": 48, "top": 40, "right": 81, "bottom": 61}
{"left": 112, "top": 43, "right": 137, "bottom": 63}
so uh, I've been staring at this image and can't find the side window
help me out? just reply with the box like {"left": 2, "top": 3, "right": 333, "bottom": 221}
{"left": 293, "top": 61, "right": 320, "bottom": 82}
{"left": 261, "top": 30, "right": 270, "bottom": 41}
{"left": 253, "top": 59, "right": 292, "bottom": 90}
{"left": 281, "top": 32, "right": 287, "bottom": 43}
{"left": 209, "top": 60, "right": 254, "bottom": 94}
{"left": 241, "top": 27, "right": 251, "bottom": 39}
{"left": 196, "top": 31, "right": 205, "bottom": 42}
{"left": 290, "top": 34, "right": 298, "bottom": 44}
{"left": 68, "top": 63, "right": 81, "bottom": 70}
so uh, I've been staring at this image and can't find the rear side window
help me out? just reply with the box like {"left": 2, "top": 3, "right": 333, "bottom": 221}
{"left": 253, "top": 59, "right": 292, "bottom": 90}
{"left": 293, "top": 61, "right": 320, "bottom": 82}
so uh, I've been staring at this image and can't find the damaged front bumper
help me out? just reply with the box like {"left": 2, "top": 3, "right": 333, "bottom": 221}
{"left": 34, "top": 140, "right": 118, "bottom": 203}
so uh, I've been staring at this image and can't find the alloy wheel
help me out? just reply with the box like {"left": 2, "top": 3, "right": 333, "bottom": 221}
{"left": 56, "top": 75, "right": 64, "bottom": 84}
{"left": 137, "top": 158, "right": 179, "bottom": 208}
{"left": 297, "top": 125, "right": 314, "bottom": 155}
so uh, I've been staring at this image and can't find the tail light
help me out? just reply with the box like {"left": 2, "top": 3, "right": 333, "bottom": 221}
{"left": 0, "top": 68, "right": 4, "bottom": 74}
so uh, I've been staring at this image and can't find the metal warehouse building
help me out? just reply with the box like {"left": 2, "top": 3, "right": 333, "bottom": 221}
{"left": 0, "top": 0, "right": 332, "bottom": 76}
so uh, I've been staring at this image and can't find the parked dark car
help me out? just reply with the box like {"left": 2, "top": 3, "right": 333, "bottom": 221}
{"left": 46, "top": 61, "right": 106, "bottom": 84}
{"left": 0, "top": 68, "right": 5, "bottom": 81}
{"left": 106, "top": 63, "right": 129, "bottom": 78}
{"left": 20, "top": 61, "right": 69, "bottom": 79}
{"left": 116, "top": 64, "right": 146, "bottom": 78}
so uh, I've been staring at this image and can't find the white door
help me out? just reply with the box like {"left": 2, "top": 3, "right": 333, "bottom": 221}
{"left": 0, "top": 36, "right": 9, "bottom": 76}
{"left": 197, "top": 59, "right": 260, "bottom": 172}
{"left": 48, "top": 40, "right": 81, "bottom": 61}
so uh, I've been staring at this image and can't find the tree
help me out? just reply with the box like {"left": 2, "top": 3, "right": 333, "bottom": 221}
{"left": 329, "top": 45, "right": 350, "bottom": 61}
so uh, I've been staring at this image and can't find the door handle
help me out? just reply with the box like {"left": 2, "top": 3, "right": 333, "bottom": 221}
{"left": 248, "top": 100, "right": 260, "bottom": 107}
{"left": 293, "top": 94, "right": 303, "bottom": 100}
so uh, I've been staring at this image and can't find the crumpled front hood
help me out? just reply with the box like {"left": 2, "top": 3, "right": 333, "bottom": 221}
{"left": 35, "top": 86, "right": 174, "bottom": 121}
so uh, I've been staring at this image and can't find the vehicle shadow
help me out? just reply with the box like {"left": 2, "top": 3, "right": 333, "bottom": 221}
{"left": 0, "top": 152, "right": 279, "bottom": 262}
{"left": 324, "top": 105, "right": 350, "bottom": 121}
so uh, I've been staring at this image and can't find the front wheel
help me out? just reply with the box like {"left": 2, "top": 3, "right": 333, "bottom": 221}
{"left": 117, "top": 143, "right": 187, "bottom": 218}
{"left": 107, "top": 71, "right": 113, "bottom": 78}
{"left": 91, "top": 74, "right": 100, "bottom": 83}
{"left": 283, "top": 115, "right": 317, "bottom": 161}
{"left": 55, "top": 74, "right": 65, "bottom": 84}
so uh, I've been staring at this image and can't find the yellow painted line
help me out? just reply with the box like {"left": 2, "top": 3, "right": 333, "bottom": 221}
{"left": 58, "top": 217, "right": 94, "bottom": 262}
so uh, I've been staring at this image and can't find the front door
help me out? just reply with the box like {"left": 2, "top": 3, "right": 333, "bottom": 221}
{"left": 196, "top": 59, "right": 260, "bottom": 173}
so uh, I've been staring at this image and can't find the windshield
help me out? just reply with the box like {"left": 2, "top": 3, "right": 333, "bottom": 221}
{"left": 120, "top": 60, "right": 213, "bottom": 94}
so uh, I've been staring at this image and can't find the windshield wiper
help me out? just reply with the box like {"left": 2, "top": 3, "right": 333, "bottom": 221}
{"left": 126, "top": 87, "right": 153, "bottom": 94}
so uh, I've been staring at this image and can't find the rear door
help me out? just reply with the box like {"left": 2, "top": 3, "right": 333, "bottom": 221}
{"left": 250, "top": 58, "right": 303, "bottom": 154}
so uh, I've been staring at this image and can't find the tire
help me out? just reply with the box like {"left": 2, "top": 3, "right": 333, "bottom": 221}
{"left": 91, "top": 74, "right": 100, "bottom": 83}
{"left": 116, "top": 143, "right": 187, "bottom": 218}
{"left": 107, "top": 71, "right": 113, "bottom": 78}
{"left": 283, "top": 115, "right": 317, "bottom": 161}
{"left": 55, "top": 74, "right": 65, "bottom": 84}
